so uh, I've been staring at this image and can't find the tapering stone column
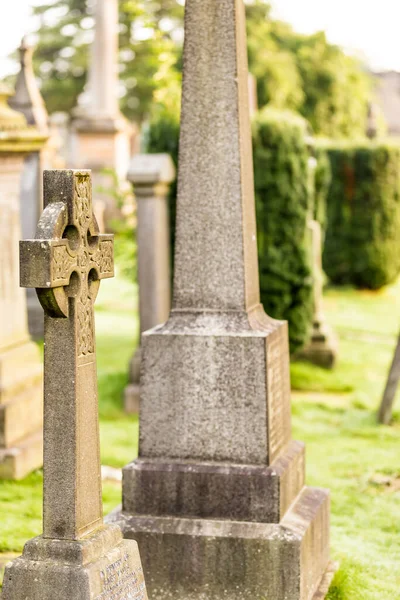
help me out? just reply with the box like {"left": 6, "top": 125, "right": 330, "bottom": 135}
{"left": 109, "top": 1, "right": 332, "bottom": 598}
{"left": 124, "top": 154, "right": 174, "bottom": 413}
{"left": 0, "top": 84, "right": 47, "bottom": 479}
{"left": 71, "top": 0, "right": 132, "bottom": 227}
{"left": 10, "top": 38, "right": 49, "bottom": 339}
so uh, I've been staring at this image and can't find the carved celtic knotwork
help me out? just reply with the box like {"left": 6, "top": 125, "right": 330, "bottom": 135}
{"left": 92, "top": 241, "right": 113, "bottom": 275}
{"left": 74, "top": 176, "right": 92, "bottom": 229}
{"left": 20, "top": 170, "right": 114, "bottom": 358}
{"left": 53, "top": 245, "right": 76, "bottom": 281}
{"left": 77, "top": 293, "right": 95, "bottom": 356}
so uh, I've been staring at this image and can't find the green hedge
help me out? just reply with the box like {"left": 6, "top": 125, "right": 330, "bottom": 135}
{"left": 147, "top": 108, "right": 314, "bottom": 353}
{"left": 323, "top": 142, "right": 400, "bottom": 289}
{"left": 252, "top": 109, "right": 313, "bottom": 352}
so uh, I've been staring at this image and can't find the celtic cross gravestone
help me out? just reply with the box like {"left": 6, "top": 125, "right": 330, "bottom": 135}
{"left": 2, "top": 169, "right": 147, "bottom": 600}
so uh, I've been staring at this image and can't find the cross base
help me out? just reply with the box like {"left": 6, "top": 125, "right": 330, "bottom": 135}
{"left": 2, "top": 525, "right": 147, "bottom": 600}
{"left": 108, "top": 486, "right": 331, "bottom": 600}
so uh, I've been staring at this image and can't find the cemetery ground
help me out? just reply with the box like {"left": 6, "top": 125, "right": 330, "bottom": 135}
{"left": 1, "top": 263, "right": 400, "bottom": 598}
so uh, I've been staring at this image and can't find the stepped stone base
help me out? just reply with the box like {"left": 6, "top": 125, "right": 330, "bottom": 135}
{"left": 108, "top": 486, "right": 331, "bottom": 600}
{"left": 2, "top": 525, "right": 148, "bottom": 600}
{"left": 123, "top": 441, "right": 305, "bottom": 523}
{"left": 0, "top": 430, "right": 43, "bottom": 480}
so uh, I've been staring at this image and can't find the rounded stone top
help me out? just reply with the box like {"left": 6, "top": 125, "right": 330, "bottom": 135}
{"left": 0, "top": 81, "right": 48, "bottom": 153}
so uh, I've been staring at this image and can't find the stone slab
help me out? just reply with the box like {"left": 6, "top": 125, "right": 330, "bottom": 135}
{"left": 0, "top": 429, "right": 43, "bottom": 480}
{"left": 139, "top": 311, "right": 291, "bottom": 465}
{"left": 2, "top": 525, "right": 148, "bottom": 600}
{"left": 123, "top": 440, "right": 305, "bottom": 523}
{"left": 0, "top": 382, "right": 42, "bottom": 447}
{"left": 108, "top": 486, "right": 330, "bottom": 600}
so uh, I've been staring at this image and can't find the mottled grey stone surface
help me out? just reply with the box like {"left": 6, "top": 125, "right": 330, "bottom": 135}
{"left": 124, "top": 154, "right": 174, "bottom": 414}
{"left": 114, "top": 0, "right": 331, "bottom": 597}
{"left": 110, "top": 487, "right": 331, "bottom": 600}
{"left": 2, "top": 170, "right": 147, "bottom": 599}
{"left": 123, "top": 441, "right": 305, "bottom": 523}
{"left": 2, "top": 527, "right": 147, "bottom": 600}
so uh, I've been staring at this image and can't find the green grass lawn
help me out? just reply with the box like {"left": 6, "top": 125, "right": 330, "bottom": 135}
{"left": 1, "top": 271, "right": 400, "bottom": 597}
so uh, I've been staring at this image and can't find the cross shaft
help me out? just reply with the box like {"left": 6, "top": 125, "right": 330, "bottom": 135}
{"left": 20, "top": 170, "right": 114, "bottom": 540}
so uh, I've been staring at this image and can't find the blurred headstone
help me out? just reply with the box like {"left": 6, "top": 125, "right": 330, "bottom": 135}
{"left": 71, "top": 0, "right": 132, "bottom": 228}
{"left": 108, "top": 1, "right": 333, "bottom": 598}
{"left": 2, "top": 169, "right": 148, "bottom": 600}
{"left": 10, "top": 38, "right": 49, "bottom": 338}
{"left": 0, "top": 83, "right": 46, "bottom": 479}
{"left": 124, "top": 154, "right": 174, "bottom": 414}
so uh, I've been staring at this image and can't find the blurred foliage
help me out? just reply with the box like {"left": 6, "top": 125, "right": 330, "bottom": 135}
{"left": 96, "top": 168, "right": 137, "bottom": 282}
{"left": 31, "top": 0, "right": 184, "bottom": 120}
{"left": 252, "top": 108, "right": 313, "bottom": 352}
{"left": 323, "top": 141, "right": 400, "bottom": 289}
{"left": 148, "top": 108, "right": 314, "bottom": 353}
{"left": 246, "top": 2, "right": 373, "bottom": 138}
{"left": 313, "top": 144, "right": 332, "bottom": 231}
{"left": 29, "top": 0, "right": 373, "bottom": 137}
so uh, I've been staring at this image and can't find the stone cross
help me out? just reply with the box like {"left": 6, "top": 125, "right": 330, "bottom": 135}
{"left": 4, "top": 168, "right": 147, "bottom": 599}
{"left": 20, "top": 169, "right": 113, "bottom": 539}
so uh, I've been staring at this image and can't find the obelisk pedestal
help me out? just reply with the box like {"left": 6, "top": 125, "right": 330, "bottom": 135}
{"left": 124, "top": 154, "right": 174, "bottom": 413}
{"left": 2, "top": 170, "right": 147, "bottom": 600}
{"left": 108, "top": 1, "right": 332, "bottom": 598}
{"left": 0, "top": 84, "right": 46, "bottom": 479}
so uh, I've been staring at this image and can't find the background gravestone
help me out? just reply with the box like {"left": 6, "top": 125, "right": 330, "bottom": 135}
{"left": 70, "top": 0, "right": 132, "bottom": 228}
{"left": 124, "top": 153, "right": 174, "bottom": 413}
{"left": 109, "top": 1, "right": 332, "bottom": 598}
{"left": 2, "top": 169, "right": 148, "bottom": 600}
{"left": 10, "top": 37, "right": 49, "bottom": 339}
{"left": 0, "top": 83, "right": 46, "bottom": 480}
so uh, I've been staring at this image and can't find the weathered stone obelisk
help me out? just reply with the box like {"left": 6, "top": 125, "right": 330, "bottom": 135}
{"left": 0, "top": 83, "right": 46, "bottom": 479}
{"left": 2, "top": 170, "right": 147, "bottom": 600}
{"left": 71, "top": 0, "right": 131, "bottom": 226}
{"left": 124, "top": 154, "right": 174, "bottom": 413}
{"left": 10, "top": 37, "right": 49, "bottom": 338}
{"left": 109, "top": 1, "right": 332, "bottom": 598}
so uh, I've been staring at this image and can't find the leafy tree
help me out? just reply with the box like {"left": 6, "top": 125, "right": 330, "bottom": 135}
{"left": 31, "top": 0, "right": 184, "bottom": 121}
{"left": 30, "top": 0, "right": 372, "bottom": 137}
{"left": 246, "top": 1, "right": 372, "bottom": 138}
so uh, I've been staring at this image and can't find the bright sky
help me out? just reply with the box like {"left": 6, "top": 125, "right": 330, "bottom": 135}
{"left": 1, "top": 0, "right": 400, "bottom": 77}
